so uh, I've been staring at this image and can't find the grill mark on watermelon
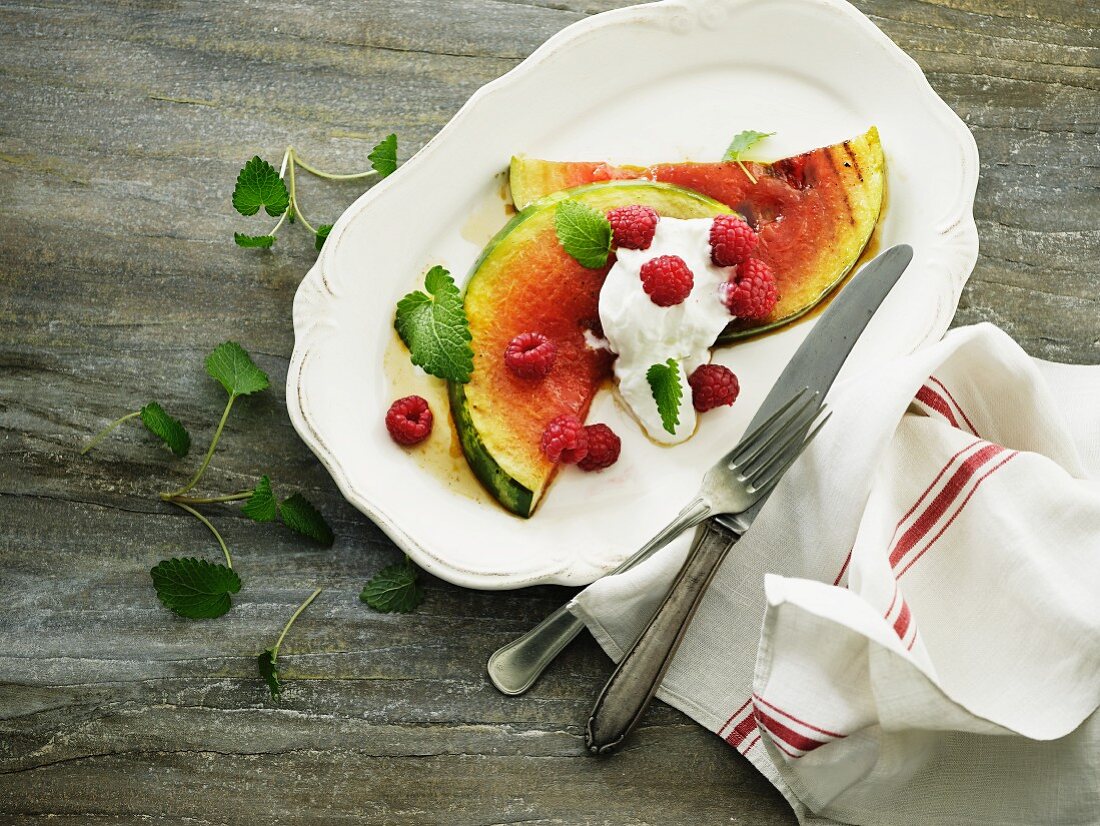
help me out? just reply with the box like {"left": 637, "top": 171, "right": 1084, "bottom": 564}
{"left": 825, "top": 148, "right": 857, "bottom": 227}
{"left": 841, "top": 140, "right": 864, "bottom": 182}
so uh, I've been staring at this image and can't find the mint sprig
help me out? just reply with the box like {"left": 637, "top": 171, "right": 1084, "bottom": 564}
{"left": 84, "top": 342, "right": 335, "bottom": 621}
{"left": 150, "top": 557, "right": 242, "bottom": 619}
{"left": 258, "top": 587, "right": 323, "bottom": 698}
{"left": 368, "top": 133, "right": 398, "bottom": 178}
{"left": 82, "top": 402, "right": 191, "bottom": 458}
{"left": 360, "top": 556, "right": 424, "bottom": 614}
{"left": 646, "top": 358, "right": 684, "bottom": 435}
{"left": 722, "top": 130, "right": 774, "bottom": 185}
{"left": 233, "top": 134, "right": 400, "bottom": 252}
{"left": 394, "top": 266, "right": 474, "bottom": 383}
{"left": 554, "top": 199, "right": 612, "bottom": 269}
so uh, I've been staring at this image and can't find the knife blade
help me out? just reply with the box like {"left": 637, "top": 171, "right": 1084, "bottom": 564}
{"left": 585, "top": 243, "right": 913, "bottom": 753}
{"left": 715, "top": 242, "right": 912, "bottom": 534}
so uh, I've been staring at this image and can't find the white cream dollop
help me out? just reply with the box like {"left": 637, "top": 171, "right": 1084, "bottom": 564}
{"left": 597, "top": 217, "right": 733, "bottom": 444}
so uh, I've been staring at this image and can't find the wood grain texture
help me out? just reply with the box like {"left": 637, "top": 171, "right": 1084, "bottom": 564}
{"left": 0, "top": 0, "right": 1095, "bottom": 823}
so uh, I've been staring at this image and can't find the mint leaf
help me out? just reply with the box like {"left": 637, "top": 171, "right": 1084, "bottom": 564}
{"left": 369, "top": 133, "right": 398, "bottom": 178}
{"left": 232, "top": 156, "right": 289, "bottom": 218}
{"left": 205, "top": 341, "right": 270, "bottom": 399}
{"left": 278, "top": 493, "right": 334, "bottom": 546}
{"left": 360, "top": 558, "right": 424, "bottom": 613}
{"left": 150, "top": 557, "right": 242, "bottom": 619}
{"left": 722, "top": 130, "right": 775, "bottom": 162}
{"left": 234, "top": 232, "right": 275, "bottom": 248}
{"left": 257, "top": 649, "right": 281, "bottom": 696}
{"left": 554, "top": 199, "right": 611, "bottom": 269}
{"left": 314, "top": 224, "right": 333, "bottom": 251}
{"left": 242, "top": 475, "right": 277, "bottom": 522}
{"left": 139, "top": 402, "right": 191, "bottom": 457}
{"left": 394, "top": 266, "right": 474, "bottom": 383}
{"left": 646, "top": 358, "right": 683, "bottom": 435}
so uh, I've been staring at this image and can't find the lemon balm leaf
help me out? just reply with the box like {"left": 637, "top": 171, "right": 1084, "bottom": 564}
{"left": 394, "top": 266, "right": 474, "bottom": 383}
{"left": 278, "top": 493, "right": 334, "bottom": 546}
{"left": 368, "top": 133, "right": 398, "bottom": 178}
{"left": 360, "top": 558, "right": 424, "bottom": 613}
{"left": 646, "top": 358, "right": 683, "bottom": 435}
{"left": 234, "top": 232, "right": 275, "bottom": 248}
{"left": 257, "top": 649, "right": 281, "bottom": 696}
{"left": 232, "top": 156, "right": 290, "bottom": 217}
{"left": 242, "top": 475, "right": 277, "bottom": 522}
{"left": 555, "top": 199, "right": 611, "bottom": 269}
{"left": 205, "top": 342, "right": 270, "bottom": 399}
{"left": 150, "top": 557, "right": 242, "bottom": 619}
{"left": 722, "top": 130, "right": 775, "bottom": 161}
{"left": 139, "top": 402, "right": 191, "bottom": 457}
{"left": 314, "top": 224, "right": 332, "bottom": 251}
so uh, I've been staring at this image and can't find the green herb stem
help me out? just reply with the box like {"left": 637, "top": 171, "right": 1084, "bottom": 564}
{"left": 285, "top": 150, "right": 318, "bottom": 235}
{"left": 272, "top": 587, "right": 323, "bottom": 660}
{"left": 737, "top": 160, "right": 758, "bottom": 185}
{"left": 162, "top": 395, "right": 235, "bottom": 499}
{"left": 173, "top": 501, "right": 233, "bottom": 568}
{"left": 81, "top": 410, "right": 141, "bottom": 455}
{"left": 292, "top": 152, "right": 376, "bottom": 181}
{"left": 170, "top": 490, "right": 253, "bottom": 505}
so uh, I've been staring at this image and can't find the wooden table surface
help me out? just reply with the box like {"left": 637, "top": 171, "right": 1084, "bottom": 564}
{"left": 1, "top": 1, "right": 1096, "bottom": 823}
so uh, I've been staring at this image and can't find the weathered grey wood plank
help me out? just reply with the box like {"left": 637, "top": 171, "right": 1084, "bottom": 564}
{"left": 0, "top": 0, "right": 1096, "bottom": 822}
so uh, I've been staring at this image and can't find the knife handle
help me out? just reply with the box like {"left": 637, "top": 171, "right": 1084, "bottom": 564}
{"left": 585, "top": 520, "right": 737, "bottom": 754}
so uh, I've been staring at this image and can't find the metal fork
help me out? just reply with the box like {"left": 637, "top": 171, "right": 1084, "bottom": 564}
{"left": 488, "top": 387, "right": 828, "bottom": 697}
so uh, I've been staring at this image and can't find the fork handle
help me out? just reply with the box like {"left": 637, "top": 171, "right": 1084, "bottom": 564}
{"left": 487, "top": 497, "right": 712, "bottom": 696}
{"left": 585, "top": 519, "right": 738, "bottom": 754}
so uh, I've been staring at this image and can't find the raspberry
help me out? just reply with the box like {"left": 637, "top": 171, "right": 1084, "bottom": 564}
{"left": 505, "top": 331, "right": 557, "bottom": 379}
{"left": 640, "top": 254, "right": 694, "bottom": 307}
{"left": 577, "top": 424, "right": 621, "bottom": 471}
{"left": 385, "top": 395, "right": 433, "bottom": 445}
{"left": 688, "top": 364, "right": 740, "bottom": 412}
{"left": 709, "top": 214, "right": 758, "bottom": 267}
{"left": 540, "top": 414, "right": 588, "bottom": 464}
{"left": 607, "top": 205, "right": 659, "bottom": 250}
{"left": 720, "top": 258, "right": 778, "bottom": 320}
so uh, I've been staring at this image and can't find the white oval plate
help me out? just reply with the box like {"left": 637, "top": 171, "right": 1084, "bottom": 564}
{"left": 288, "top": 0, "right": 978, "bottom": 589}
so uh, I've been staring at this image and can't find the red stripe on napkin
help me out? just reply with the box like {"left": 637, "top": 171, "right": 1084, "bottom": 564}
{"left": 915, "top": 384, "right": 960, "bottom": 428}
{"left": 889, "top": 443, "right": 1006, "bottom": 568}
{"left": 930, "top": 376, "right": 979, "bottom": 436}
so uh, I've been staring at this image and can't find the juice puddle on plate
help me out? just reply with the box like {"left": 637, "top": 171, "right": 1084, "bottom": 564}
{"left": 383, "top": 330, "right": 492, "bottom": 506}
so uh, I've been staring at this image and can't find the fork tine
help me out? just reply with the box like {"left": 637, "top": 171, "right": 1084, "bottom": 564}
{"left": 740, "top": 396, "right": 823, "bottom": 478}
{"left": 735, "top": 390, "right": 820, "bottom": 472}
{"left": 724, "top": 388, "right": 808, "bottom": 467}
{"left": 728, "top": 388, "right": 814, "bottom": 468}
{"left": 749, "top": 410, "right": 832, "bottom": 495}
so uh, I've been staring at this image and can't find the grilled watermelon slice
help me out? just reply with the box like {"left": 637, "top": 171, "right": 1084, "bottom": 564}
{"left": 449, "top": 181, "right": 732, "bottom": 517}
{"left": 509, "top": 127, "right": 885, "bottom": 340}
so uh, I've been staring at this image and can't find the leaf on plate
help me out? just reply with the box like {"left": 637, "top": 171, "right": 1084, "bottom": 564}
{"left": 646, "top": 358, "right": 683, "bottom": 435}
{"left": 278, "top": 493, "right": 334, "bottom": 546}
{"left": 554, "top": 199, "right": 612, "bottom": 269}
{"left": 722, "top": 130, "right": 775, "bottom": 162}
{"left": 242, "top": 475, "right": 277, "bottom": 522}
{"left": 139, "top": 402, "right": 191, "bottom": 457}
{"left": 205, "top": 341, "right": 270, "bottom": 399}
{"left": 150, "top": 557, "right": 242, "bottom": 619}
{"left": 394, "top": 265, "right": 474, "bottom": 383}
{"left": 360, "top": 557, "right": 424, "bottom": 614}
{"left": 232, "top": 156, "right": 290, "bottom": 217}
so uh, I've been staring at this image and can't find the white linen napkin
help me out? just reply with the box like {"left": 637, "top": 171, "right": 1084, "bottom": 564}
{"left": 570, "top": 323, "right": 1100, "bottom": 825}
